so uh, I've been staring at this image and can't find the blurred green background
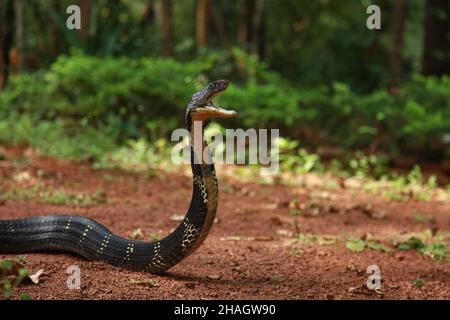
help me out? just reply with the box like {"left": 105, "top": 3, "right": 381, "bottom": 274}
{"left": 0, "top": 0, "right": 449, "bottom": 181}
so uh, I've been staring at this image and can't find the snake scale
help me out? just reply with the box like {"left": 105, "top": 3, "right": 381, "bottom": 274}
{"left": 0, "top": 80, "right": 236, "bottom": 273}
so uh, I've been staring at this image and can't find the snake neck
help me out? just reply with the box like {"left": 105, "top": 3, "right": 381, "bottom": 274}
{"left": 185, "top": 118, "right": 219, "bottom": 250}
{"left": 156, "top": 117, "right": 218, "bottom": 267}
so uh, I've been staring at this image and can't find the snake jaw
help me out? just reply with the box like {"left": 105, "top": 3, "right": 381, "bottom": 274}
{"left": 192, "top": 105, "right": 236, "bottom": 121}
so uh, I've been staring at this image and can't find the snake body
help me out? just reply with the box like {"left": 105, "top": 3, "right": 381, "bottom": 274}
{"left": 0, "top": 80, "right": 235, "bottom": 273}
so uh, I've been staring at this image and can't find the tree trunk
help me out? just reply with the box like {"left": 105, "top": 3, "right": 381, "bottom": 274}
{"left": 0, "top": 0, "right": 14, "bottom": 89}
{"left": 237, "top": 0, "right": 251, "bottom": 47}
{"left": 13, "top": 0, "right": 24, "bottom": 72}
{"left": 388, "top": 0, "right": 408, "bottom": 93}
{"left": 422, "top": 0, "right": 450, "bottom": 76}
{"left": 211, "top": 3, "right": 230, "bottom": 47}
{"left": 78, "top": 0, "right": 91, "bottom": 43}
{"left": 251, "top": 0, "right": 264, "bottom": 57}
{"left": 196, "top": 0, "right": 211, "bottom": 47}
{"left": 140, "top": 1, "right": 155, "bottom": 27}
{"left": 161, "top": 0, "right": 173, "bottom": 56}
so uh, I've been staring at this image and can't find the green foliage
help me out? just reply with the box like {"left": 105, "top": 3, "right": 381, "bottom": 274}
{"left": 345, "top": 237, "right": 392, "bottom": 253}
{"left": 396, "top": 236, "right": 449, "bottom": 261}
{"left": 94, "top": 138, "right": 170, "bottom": 172}
{"left": 0, "top": 114, "right": 117, "bottom": 160}
{"left": 397, "top": 237, "right": 425, "bottom": 250}
{"left": 1, "top": 183, "right": 107, "bottom": 207}
{"left": 0, "top": 53, "right": 449, "bottom": 164}
{"left": 0, "top": 53, "right": 206, "bottom": 142}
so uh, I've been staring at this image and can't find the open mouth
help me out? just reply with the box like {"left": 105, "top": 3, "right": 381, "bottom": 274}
{"left": 195, "top": 106, "right": 237, "bottom": 118}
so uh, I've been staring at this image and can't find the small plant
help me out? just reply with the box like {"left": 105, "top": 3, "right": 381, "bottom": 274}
{"left": 1, "top": 184, "right": 107, "bottom": 207}
{"left": 414, "top": 213, "right": 434, "bottom": 223}
{"left": 412, "top": 279, "right": 425, "bottom": 288}
{"left": 0, "top": 260, "right": 29, "bottom": 299}
{"left": 129, "top": 228, "right": 144, "bottom": 240}
{"left": 291, "top": 249, "right": 302, "bottom": 257}
{"left": 148, "top": 233, "right": 161, "bottom": 242}
{"left": 396, "top": 236, "right": 448, "bottom": 261}
{"left": 345, "top": 237, "right": 392, "bottom": 253}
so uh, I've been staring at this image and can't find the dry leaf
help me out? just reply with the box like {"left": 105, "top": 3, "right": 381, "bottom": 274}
{"left": 29, "top": 269, "right": 44, "bottom": 284}
{"left": 269, "top": 274, "right": 286, "bottom": 282}
{"left": 130, "top": 278, "right": 159, "bottom": 287}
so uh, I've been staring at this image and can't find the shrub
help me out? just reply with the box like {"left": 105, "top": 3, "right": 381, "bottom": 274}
{"left": 0, "top": 52, "right": 448, "bottom": 161}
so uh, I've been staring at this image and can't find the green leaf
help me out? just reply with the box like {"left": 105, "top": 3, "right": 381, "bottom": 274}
{"left": 346, "top": 240, "right": 366, "bottom": 252}
{"left": 397, "top": 237, "right": 425, "bottom": 250}
{"left": 421, "top": 243, "right": 448, "bottom": 261}
{"left": 289, "top": 209, "right": 303, "bottom": 217}
{"left": 21, "top": 293, "right": 32, "bottom": 300}
{"left": 412, "top": 279, "right": 425, "bottom": 288}
{"left": 366, "top": 241, "right": 392, "bottom": 253}
{"left": 397, "top": 243, "right": 411, "bottom": 250}
{"left": 0, "top": 260, "right": 14, "bottom": 271}
{"left": 18, "top": 268, "right": 28, "bottom": 278}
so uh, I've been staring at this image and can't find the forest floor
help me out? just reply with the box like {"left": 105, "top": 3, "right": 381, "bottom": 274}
{"left": 0, "top": 145, "right": 449, "bottom": 300}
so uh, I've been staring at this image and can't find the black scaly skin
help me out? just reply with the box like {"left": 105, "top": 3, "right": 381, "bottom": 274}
{"left": 0, "top": 80, "right": 232, "bottom": 273}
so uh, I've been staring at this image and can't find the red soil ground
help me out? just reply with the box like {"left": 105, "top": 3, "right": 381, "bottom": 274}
{"left": 0, "top": 146, "right": 449, "bottom": 300}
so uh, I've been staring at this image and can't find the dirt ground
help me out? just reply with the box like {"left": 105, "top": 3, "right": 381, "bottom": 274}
{"left": 0, "top": 146, "right": 449, "bottom": 300}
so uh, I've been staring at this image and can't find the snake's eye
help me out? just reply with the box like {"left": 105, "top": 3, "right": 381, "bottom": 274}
{"left": 209, "top": 83, "right": 217, "bottom": 89}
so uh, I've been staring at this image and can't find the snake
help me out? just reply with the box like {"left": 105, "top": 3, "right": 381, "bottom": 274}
{"left": 0, "top": 80, "right": 236, "bottom": 273}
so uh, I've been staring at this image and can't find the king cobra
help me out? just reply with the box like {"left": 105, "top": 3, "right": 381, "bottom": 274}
{"left": 0, "top": 80, "right": 236, "bottom": 273}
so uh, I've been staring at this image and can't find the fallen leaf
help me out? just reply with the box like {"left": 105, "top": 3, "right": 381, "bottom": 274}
{"left": 130, "top": 278, "right": 159, "bottom": 287}
{"left": 317, "top": 236, "right": 337, "bottom": 246}
{"left": 276, "top": 229, "right": 294, "bottom": 238}
{"left": 13, "top": 171, "right": 34, "bottom": 183}
{"left": 348, "top": 286, "right": 360, "bottom": 293}
{"left": 29, "top": 269, "right": 44, "bottom": 284}
{"left": 269, "top": 274, "right": 286, "bottom": 282}
{"left": 255, "top": 236, "right": 273, "bottom": 241}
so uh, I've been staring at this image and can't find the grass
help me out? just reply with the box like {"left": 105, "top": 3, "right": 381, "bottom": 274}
{"left": 414, "top": 213, "right": 434, "bottom": 222}
{"left": 0, "top": 114, "right": 448, "bottom": 207}
{"left": 1, "top": 183, "right": 107, "bottom": 207}
{"left": 283, "top": 231, "right": 448, "bottom": 261}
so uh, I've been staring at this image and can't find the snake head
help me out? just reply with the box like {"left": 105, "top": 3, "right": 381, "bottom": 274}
{"left": 189, "top": 80, "right": 236, "bottom": 121}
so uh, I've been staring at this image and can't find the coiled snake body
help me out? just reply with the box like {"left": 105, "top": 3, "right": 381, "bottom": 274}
{"left": 0, "top": 80, "right": 235, "bottom": 273}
